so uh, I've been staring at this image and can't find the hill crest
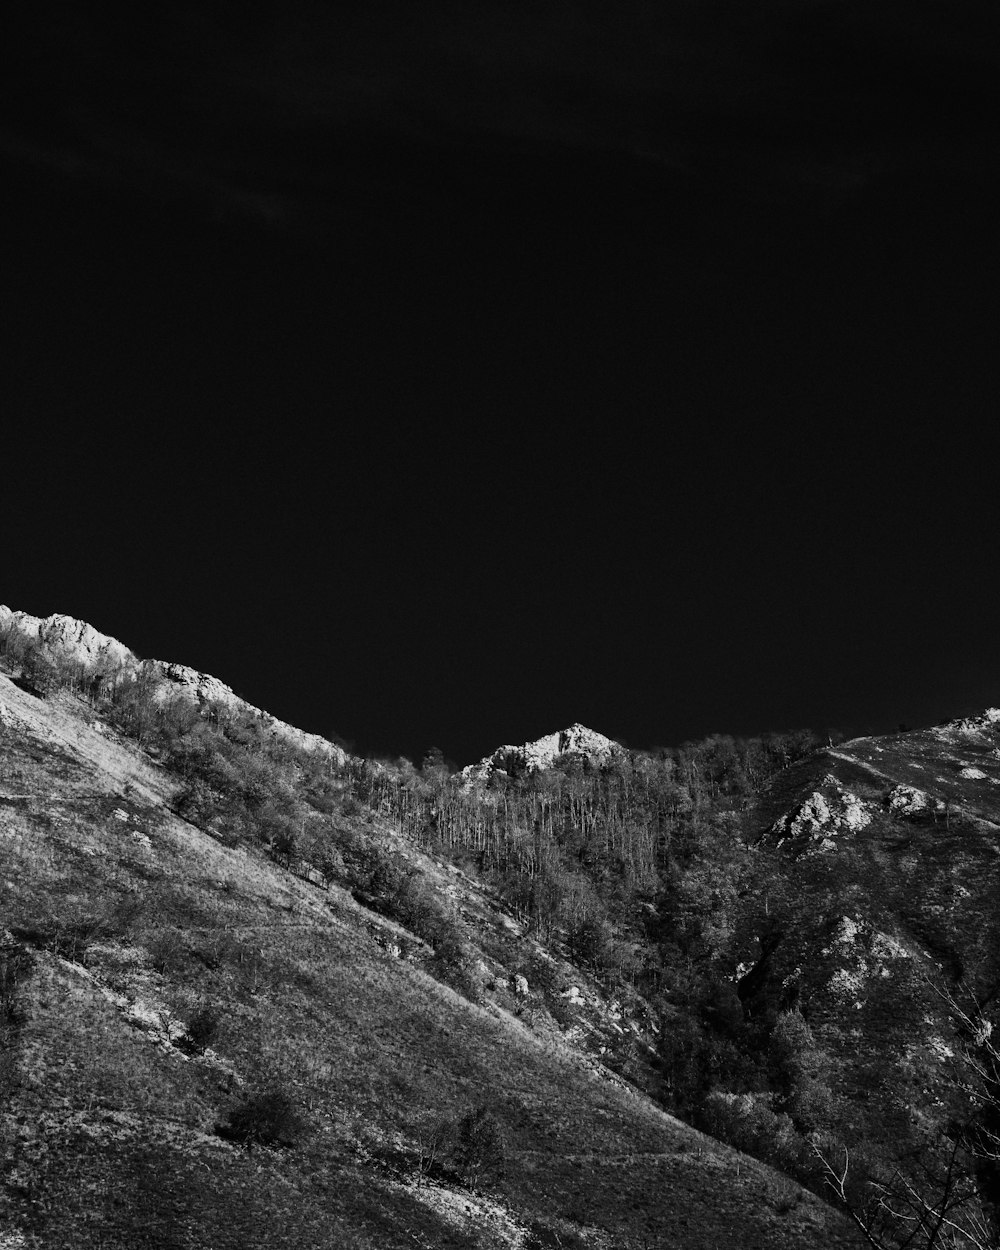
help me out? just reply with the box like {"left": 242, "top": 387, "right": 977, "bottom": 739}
{"left": 462, "top": 723, "right": 621, "bottom": 781}
{"left": 0, "top": 605, "right": 346, "bottom": 766}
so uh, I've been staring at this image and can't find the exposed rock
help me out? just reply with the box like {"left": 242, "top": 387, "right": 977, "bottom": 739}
{"left": 149, "top": 660, "right": 346, "bottom": 766}
{"left": 0, "top": 606, "right": 133, "bottom": 670}
{"left": 959, "top": 766, "right": 988, "bottom": 780}
{"left": 463, "top": 723, "right": 621, "bottom": 781}
{"left": 512, "top": 974, "right": 529, "bottom": 996}
{"left": 0, "top": 607, "right": 346, "bottom": 767}
{"left": 772, "top": 778, "right": 871, "bottom": 853}
{"left": 934, "top": 707, "right": 1000, "bottom": 744}
{"left": 820, "top": 915, "right": 912, "bottom": 1007}
{"left": 887, "top": 784, "right": 929, "bottom": 816}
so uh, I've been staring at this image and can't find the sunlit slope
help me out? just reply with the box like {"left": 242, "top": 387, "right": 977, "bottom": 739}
{"left": 0, "top": 673, "right": 856, "bottom": 1249}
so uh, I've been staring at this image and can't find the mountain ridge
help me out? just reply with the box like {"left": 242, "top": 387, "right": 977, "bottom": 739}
{"left": 7, "top": 603, "right": 1000, "bottom": 1247}
{"left": 0, "top": 607, "right": 858, "bottom": 1248}
{"left": 0, "top": 605, "right": 346, "bottom": 767}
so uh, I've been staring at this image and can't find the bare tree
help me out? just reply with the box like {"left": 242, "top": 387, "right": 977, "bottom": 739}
{"left": 813, "top": 1137, "right": 994, "bottom": 1250}
{"left": 814, "top": 978, "right": 1000, "bottom": 1249}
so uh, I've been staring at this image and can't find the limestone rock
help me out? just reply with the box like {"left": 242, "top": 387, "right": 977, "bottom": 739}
{"left": 463, "top": 723, "right": 621, "bottom": 781}
{"left": 0, "top": 605, "right": 134, "bottom": 670}
{"left": 934, "top": 707, "right": 1000, "bottom": 744}
{"left": 149, "top": 660, "right": 346, "bottom": 766}
{"left": 821, "top": 915, "right": 912, "bottom": 1006}
{"left": 0, "top": 606, "right": 346, "bottom": 766}
{"left": 887, "top": 784, "right": 929, "bottom": 815}
{"left": 772, "top": 778, "right": 871, "bottom": 853}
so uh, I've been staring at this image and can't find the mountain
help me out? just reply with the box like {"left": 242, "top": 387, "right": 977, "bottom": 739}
{"left": 462, "top": 723, "right": 622, "bottom": 782}
{"left": 0, "top": 609, "right": 856, "bottom": 1249}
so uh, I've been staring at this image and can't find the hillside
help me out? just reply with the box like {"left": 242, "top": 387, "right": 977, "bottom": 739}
{"left": 744, "top": 714, "right": 1000, "bottom": 1129}
{"left": 0, "top": 618, "right": 858, "bottom": 1249}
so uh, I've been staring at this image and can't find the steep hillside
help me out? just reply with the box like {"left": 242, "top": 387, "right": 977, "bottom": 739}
{"left": 0, "top": 660, "right": 855, "bottom": 1247}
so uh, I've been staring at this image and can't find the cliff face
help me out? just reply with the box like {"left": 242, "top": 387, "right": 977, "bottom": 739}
{"left": 0, "top": 606, "right": 346, "bottom": 767}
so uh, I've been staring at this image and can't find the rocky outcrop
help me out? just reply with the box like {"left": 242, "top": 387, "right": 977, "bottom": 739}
{"left": 934, "top": 707, "right": 1000, "bottom": 744}
{"left": 0, "top": 607, "right": 346, "bottom": 766}
{"left": 771, "top": 777, "right": 871, "bottom": 853}
{"left": 463, "top": 723, "right": 621, "bottom": 781}
{"left": 887, "top": 784, "right": 933, "bottom": 816}
{"left": 149, "top": 660, "right": 346, "bottom": 765}
{"left": 820, "top": 915, "right": 912, "bottom": 1007}
{"left": 0, "top": 606, "right": 134, "bottom": 671}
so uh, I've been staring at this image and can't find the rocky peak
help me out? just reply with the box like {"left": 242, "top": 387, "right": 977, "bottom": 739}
{"left": 0, "top": 605, "right": 134, "bottom": 670}
{"left": 463, "top": 722, "right": 621, "bottom": 781}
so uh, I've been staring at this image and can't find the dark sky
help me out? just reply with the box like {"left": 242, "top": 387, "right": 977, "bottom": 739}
{"left": 3, "top": 2, "right": 1000, "bottom": 764}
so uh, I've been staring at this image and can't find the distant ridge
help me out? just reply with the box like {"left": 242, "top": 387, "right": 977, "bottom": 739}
{"left": 462, "top": 722, "right": 621, "bottom": 781}
{"left": 0, "top": 605, "right": 346, "bottom": 765}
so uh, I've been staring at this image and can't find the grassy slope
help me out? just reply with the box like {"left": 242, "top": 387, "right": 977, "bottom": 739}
{"left": 0, "top": 674, "right": 858, "bottom": 1249}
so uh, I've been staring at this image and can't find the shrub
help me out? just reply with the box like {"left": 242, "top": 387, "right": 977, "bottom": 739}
{"left": 516, "top": 952, "right": 560, "bottom": 997}
{"left": 699, "top": 1090, "right": 806, "bottom": 1174}
{"left": 175, "top": 778, "right": 225, "bottom": 827}
{"left": 190, "top": 931, "right": 240, "bottom": 971}
{"left": 107, "top": 668, "right": 165, "bottom": 746}
{"left": 269, "top": 827, "right": 297, "bottom": 866}
{"left": 417, "top": 1104, "right": 509, "bottom": 1189}
{"left": 147, "top": 929, "right": 187, "bottom": 974}
{"left": 318, "top": 849, "right": 346, "bottom": 887}
{"left": 44, "top": 917, "right": 105, "bottom": 965}
{"left": 220, "top": 1084, "right": 306, "bottom": 1151}
{"left": 107, "top": 894, "right": 146, "bottom": 942}
{"left": 183, "top": 1004, "right": 220, "bottom": 1054}
{"left": 546, "top": 994, "right": 578, "bottom": 1030}
{"left": 452, "top": 1105, "right": 509, "bottom": 1188}
{"left": 433, "top": 956, "right": 482, "bottom": 1004}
